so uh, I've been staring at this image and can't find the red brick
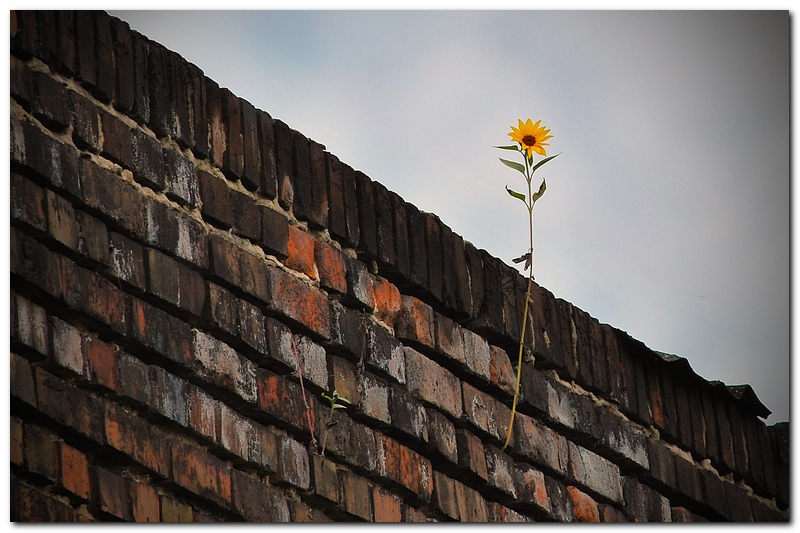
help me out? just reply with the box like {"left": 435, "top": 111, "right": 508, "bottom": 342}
{"left": 130, "top": 480, "right": 160, "bottom": 522}
{"left": 267, "top": 267, "right": 331, "bottom": 340}
{"left": 487, "top": 502, "right": 530, "bottom": 522}
{"left": 404, "top": 346, "right": 462, "bottom": 418}
{"left": 160, "top": 496, "right": 193, "bottom": 522}
{"left": 395, "top": 295, "right": 434, "bottom": 349}
{"left": 35, "top": 367, "right": 104, "bottom": 444}
{"left": 489, "top": 345, "right": 516, "bottom": 397}
{"left": 338, "top": 469, "right": 373, "bottom": 521}
{"left": 96, "top": 466, "right": 133, "bottom": 520}
{"left": 372, "top": 485, "right": 402, "bottom": 522}
{"left": 314, "top": 240, "right": 347, "bottom": 294}
{"left": 257, "top": 369, "right": 317, "bottom": 435}
{"left": 59, "top": 442, "right": 90, "bottom": 500}
{"left": 453, "top": 478, "right": 489, "bottom": 522}
{"left": 372, "top": 276, "right": 402, "bottom": 326}
{"left": 170, "top": 440, "right": 232, "bottom": 507}
{"left": 10, "top": 417, "right": 24, "bottom": 466}
{"left": 398, "top": 443, "right": 433, "bottom": 502}
{"left": 24, "top": 424, "right": 60, "bottom": 482}
{"left": 285, "top": 225, "right": 317, "bottom": 279}
{"left": 568, "top": 486, "right": 600, "bottom": 522}
{"left": 85, "top": 336, "right": 117, "bottom": 391}
{"left": 312, "top": 454, "right": 339, "bottom": 504}
{"left": 104, "top": 403, "right": 171, "bottom": 478}
{"left": 515, "top": 463, "right": 551, "bottom": 514}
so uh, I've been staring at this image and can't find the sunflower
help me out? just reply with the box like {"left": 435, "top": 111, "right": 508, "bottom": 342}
{"left": 508, "top": 118, "right": 553, "bottom": 158}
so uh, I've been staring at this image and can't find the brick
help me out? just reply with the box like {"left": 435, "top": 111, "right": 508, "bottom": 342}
{"left": 162, "top": 149, "right": 198, "bottom": 208}
{"left": 489, "top": 345, "right": 516, "bottom": 398}
{"left": 424, "top": 406, "right": 458, "bottom": 464}
{"left": 325, "top": 153, "right": 347, "bottom": 242}
{"left": 432, "top": 471, "right": 460, "bottom": 520}
{"left": 462, "top": 381, "right": 511, "bottom": 441}
{"left": 10, "top": 417, "right": 24, "bottom": 467}
{"left": 10, "top": 55, "right": 34, "bottom": 107}
{"left": 484, "top": 444, "right": 517, "bottom": 497}
{"left": 24, "top": 424, "right": 60, "bottom": 483}
{"left": 462, "top": 328, "right": 492, "bottom": 382}
{"left": 488, "top": 502, "right": 530, "bottom": 522}
{"left": 144, "top": 199, "right": 208, "bottom": 269}
{"left": 372, "top": 276, "right": 402, "bottom": 326}
{"left": 81, "top": 158, "right": 147, "bottom": 241}
{"left": 192, "top": 329, "right": 257, "bottom": 403}
{"left": 84, "top": 336, "right": 117, "bottom": 390}
{"left": 567, "top": 486, "right": 600, "bottom": 522}
{"left": 146, "top": 42, "right": 173, "bottom": 138}
{"left": 544, "top": 475, "right": 573, "bottom": 522}
{"left": 389, "top": 192, "right": 412, "bottom": 281}
{"left": 373, "top": 181, "right": 395, "bottom": 270}
{"left": 365, "top": 321, "right": 406, "bottom": 384}
{"left": 11, "top": 172, "right": 47, "bottom": 232}
{"left": 514, "top": 462, "right": 551, "bottom": 514}
{"left": 257, "top": 110, "right": 277, "bottom": 198}
{"left": 567, "top": 441, "right": 623, "bottom": 504}
{"left": 456, "top": 428, "right": 488, "bottom": 481}
{"left": 76, "top": 210, "right": 109, "bottom": 264}
{"left": 62, "top": 258, "right": 128, "bottom": 335}
{"left": 290, "top": 501, "right": 333, "bottom": 522}
{"left": 170, "top": 440, "right": 232, "bottom": 507}
{"left": 260, "top": 206, "right": 289, "bottom": 259}
{"left": 36, "top": 367, "right": 104, "bottom": 444}
{"left": 595, "top": 404, "right": 649, "bottom": 471}
{"left": 713, "top": 391, "right": 736, "bottom": 475}
{"left": 150, "top": 367, "right": 189, "bottom": 427}
{"left": 404, "top": 346, "right": 462, "bottom": 418}
{"left": 402, "top": 505, "right": 433, "bottom": 523}
{"left": 276, "top": 436, "right": 310, "bottom": 490}
{"left": 673, "top": 454, "right": 702, "bottom": 505}
{"left": 453, "top": 478, "right": 489, "bottom": 522}
{"left": 312, "top": 454, "right": 339, "bottom": 503}
{"left": 328, "top": 300, "right": 365, "bottom": 359}
{"left": 314, "top": 240, "right": 348, "bottom": 294}
{"left": 361, "top": 372, "right": 392, "bottom": 426}
{"left": 464, "top": 242, "right": 484, "bottom": 319}
{"left": 388, "top": 382, "right": 427, "bottom": 440}
{"left": 116, "top": 351, "right": 152, "bottom": 406}
{"left": 403, "top": 203, "right": 427, "bottom": 289}
{"left": 240, "top": 98, "right": 260, "bottom": 190}
{"left": 257, "top": 369, "right": 317, "bottom": 435}
{"left": 129, "top": 480, "right": 160, "bottom": 522}
{"left": 354, "top": 170, "right": 377, "bottom": 258}
{"left": 46, "top": 188, "right": 78, "bottom": 251}
{"left": 187, "top": 385, "right": 219, "bottom": 443}
{"left": 198, "top": 170, "right": 231, "bottom": 228}
{"left": 511, "top": 413, "right": 568, "bottom": 476}
{"left": 104, "top": 402, "right": 171, "bottom": 478}
{"left": 395, "top": 296, "right": 434, "bottom": 349}
{"left": 147, "top": 247, "right": 206, "bottom": 315}
{"left": 698, "top": 468, "right": 728, "bottom": 519}
{"left": 208, "top": 234, "right": 270, "bottom": 302}
{"left": 10, "top": 353, "right": 39, "bottom": 407}
{"left": 107, "top": 232, "right": 146, "bottom": 291}
{"left": 399, "top": 444, "right": 433, "bottom": 502}
{"left": 230, "top": 189, "right": 260, "bottom": 241}
{"left": 206, "top": 282, "right": 239, "bottom": 337}
{"left": 74, "top": 11, "right": 97, "bottom": 89}
{"left": 323, "top": 413, "right": 379, "bottom": 474}
{"left": 10, "top": 228, "right": 62, "bottom": 300}
{"left": 12, "top": 119, "right": 82, "bottom": 199}
{"left": 100, "top": 110, "right": 134, "bottom": 169}
{"left": 205, "top": 78, "right": 225, "bottom": 167}
{"left": 646, "top": 438, "right": 677, "bottom": 494}
{"left": 285, "top": 225, "right": 317, "bottom": 279}
{"left": 338, "top": 469, "right": 373, "bottom": 521}
{"left": 499, "top": 261, "right": 522, "bottom": 342}
{"left": 723, "top": 481, "right": 752, "bottom": 522}
{"left": 344, "top": 257, "right": 375, "bottom": 311}
{"left": 267, "top": 267, "right": 331, "bottom": 340}
{"left": 13, "top": 293, "right": 49, "bottom": 356}
{"left": 372, "top": 485, "right": 402, "bottom": 522}
{"left": 306, "top": 140, "right": 329, "bottom": 228}
{"left": 231, "top": 469, "right": 290, "bottom": 522}
{"left": 94, "top": 10, "right": 115, "bottom": 102}
{"left": 160, "top": 496, "right": 193, "bottom": 522}
{"left": 95, "top": 467, "right": 133, "bottom": 520}
{"left": 130, "top": 297, "right": 192, "bottom": 365}
{"left": 273, "top": 119, "right": 294, "bottom": 209}
{"left": 12, "top": 478, "right": 77, "bottom": 522}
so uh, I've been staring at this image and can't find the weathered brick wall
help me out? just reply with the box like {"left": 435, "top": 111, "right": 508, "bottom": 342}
{"left": 10, "top": 10, "right": 789, "bottom": 522}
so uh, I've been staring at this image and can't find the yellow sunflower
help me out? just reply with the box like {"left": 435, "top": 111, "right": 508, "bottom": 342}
{"left": 508, "top": 118, "right": 553, "bottom": 157}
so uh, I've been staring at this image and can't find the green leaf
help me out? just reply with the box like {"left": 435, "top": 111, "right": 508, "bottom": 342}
{"left": 499, "top": 158, "right": 526, "bottom": 174}
{"left": 494, "top": 144, "right": 520, "bottom": 151}
{"left": 532, "top": 180, "right": 547, "bottom": 204}
{"left": 531, "top": 153, "right": 560, "bottom": 174}
{"left": 333, "top": 403, "right": 348, "bottom": 410}
{"left": 505, "top": 186, "right": 527, "bottom": 203}
{"left": 337, "top": 396, "right": 351, "bottom": 405}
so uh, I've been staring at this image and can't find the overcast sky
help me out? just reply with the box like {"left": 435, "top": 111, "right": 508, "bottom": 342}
{"left": 112, "top": 10, "right": 791, "bottom": 423}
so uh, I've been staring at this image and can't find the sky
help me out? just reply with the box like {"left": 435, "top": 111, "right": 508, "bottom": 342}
{"left": 111, "top": 10, "right": 791, "bottom": 423}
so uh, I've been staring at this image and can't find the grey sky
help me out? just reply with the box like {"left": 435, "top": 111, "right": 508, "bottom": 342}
{"left": 112, "top": 10, "right": 791, "bottom": 422}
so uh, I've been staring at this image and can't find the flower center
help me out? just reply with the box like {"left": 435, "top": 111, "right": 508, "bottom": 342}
{"left": 522, "top": 135, "right": 536, "bottom": 146}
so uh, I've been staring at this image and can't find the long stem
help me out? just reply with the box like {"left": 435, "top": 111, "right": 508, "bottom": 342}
{"left": 502, "top": 154, "right": 536, "bottom": 451}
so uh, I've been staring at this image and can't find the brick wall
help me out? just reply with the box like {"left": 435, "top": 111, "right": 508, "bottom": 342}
{"left": 9, "top": 10, "right": 788, "bottom": 522}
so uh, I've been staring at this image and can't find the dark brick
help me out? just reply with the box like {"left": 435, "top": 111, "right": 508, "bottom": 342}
{"left": 111, "top": 17, "right": 134, "bottom": 114}
{"left": 423, "top": 212, "right": 444, "bottom": 303}
{"left": 700, "top": 386, "right": 720, "bottom": 468}
{"left": 12, "top": 294, "right": 49, "bottom": 357}
{"left": 440, "top": 223, "right": 458, "bottom": 312}
{"left": 723, "top": 481, "right": 752, "bottom": 522}
{"left": 389, "top": 382, "right": 427, "bottom": 439}
{"left": 771, "top": 422, "right": 789, "bottom": 508}
{"left": 686, "top": 382, "right": 707, "bottom": 460}
{"left": 306, "top": 140, "right": 329, "bottom": 229}
{"left": 61, "top": 258, "right": 127, "bottom": 334}
{"left": 129, "top": 128, "right": 165, "bottom": 190}
{"left": 673, "top": 380, "right": 695, "bottom": 452}
{"left": 85, "top": 336, "right": 118, "bottom": 391}
{"left": 290, "top": 129, "right": 315, "bottom": 221}
{"left": 260, "top": 206, "right": 290, "bottom": 260}
{"left": 338, "top": 469, "right": 373, "bottom": 521}
{"left": 423, "top": 406, "right": 457, "bottom": 464}
{"left": 35, "top": 367, "right": 104, "bottom": 445}
{"left": 451, "top": 232, "right": 473, "bottom": 318}
{"left": 240, "top": 98, "right": 260, "bottom": 190}
{"left": 742, "top": 417, "right": 767, "bottom": 495}
{"left": 50, "top": 316, "right": 84, "bottom": 376}
{"left": 192, "top": 328, "right": 258, "bottom": 403}
{"left": 257, "top": 369, "right": 317, "bottom": 435}
{"left": 273, "top": 119, "right": 294, "bottom": 210}
{"left": 108, "top": 231, "right": 145, "bottom": 291}
{"left": 431, "top": 471, "right": 460, "bottom": 520}
{"left": 231, "top": 469, "right": 290, "bottom": 522}
{"left": 374, "top": 181, "right": 395, "bottom": 269}
{"left": 46, "top": 189, "right": 78, "bottom": 251}
{"left": 456, "top": 428, "right": 488, "bottom": 481}
{"left": 31, "top": 71, "right": 71, "bottom": 131}
{"left": 628, "top": 348, "right": 652, "bottom": 427}
{"left": 713, "top": 391, "right": 736, "bottom": 475}
{"left": 94, "top": 10, "right": 115, "bottom": 103}
{"left": 230, "top": 189, "right": 261, "bottom": 242}
{"left": 698, "top": 468, "right": 728, "bottom": 519}
{"left": 146, "top": 42, "right": 173, "bottom": 138}
{"left": 499, "top": 261, "right": 521, "bottom": 342}
{"left": 726, "top": 402, "right": 749, "bottom": 480}
{"left": 646, "top": 438, "right": 677, "bottom": 494}
{"left": 117, "top": 351, "right": 153, "bottom": 406}
{"left": 257, "top": 110, "right": 277, "bottom": 199}
{"left": 326, "top": 152, "right": 347, "bottom": 243}
{"left": 390, "top": 192, "right": 411, "bottom": 281}
{"left": 171, "top": 51, "right": 194, "bottom": 150}
{"left": 344, "top": 256, "right": 375, "bottom": 311}
{"left": 365, "top": 321, "right": 406, "bottom": 384}
{"left": 11, "top": 11, "right": 38, "bottom": 59}
{"left": 208, "top": 234, "right": 270, "bottom": 302}
{"left": 355, "top": 170, "right": 378, "bottom": 258}
{"left": 161, "top": 147, "right": 198, "bottom": 207}
{"left": 463, "top": 381, "right": 511, "bottom": 442}
{"left": 658, "top": 370, "right": 680, "bottom": 444}
{"left": 11, "top": 172, "right": 47, "bottom": 232}
{"left": 81, "top": 158, "right": 146, "bottom": 240}
{"left": 198, "top": 170, "right": 232, "bottom": 228}
{"left": 187, "top": 63, "right": 208, "bottom": 158}
{"left": 95, "top": 467, "right": 133, "bottom": 520}
{"left": 129, "top": 297, "right": 193, "bottom": 365}
{"left": 474, "top": 252, "right": 505, "bottom": 337}
{"left": 567, "top": 441, "right": 623, "bottom": 504}
{"left": 10, "top": 227, "right": 63, "bottom": 299}
{"left": 311, "top": 454, "right": 339, "bottom": 504}
{"left": 149, "top": 367, "right": 189, "bottom": 427}
{"left": 405, "top": 202, "right": 428, "bottom": 289}
{"left": 10, "top": 55, "right": 34, "bottom": 109}
{"left": 464, "top": 241, "right": 484, "bottom": 319}
{"left": 74, "top": 11, "right": 97, "bottom": 90}
{"left": 544, "top": 475, "right": 573, "bottom": 522}
{"left": 453, "top": 478, "right": 488, "bottom": 522}
{"left": 328, "top": 300, "right": 366, "bottom": 359}
{"left": 24, "top": 424, "right": 60, "bottom": 483}
{"left": 206, "top": 77, "right": 225, "bottom": 167}
{"left": 594, "top": 404, "right": 649, "bottom": 471}
{"left": 129, "top": 27, "right": 150, "bottom": 124}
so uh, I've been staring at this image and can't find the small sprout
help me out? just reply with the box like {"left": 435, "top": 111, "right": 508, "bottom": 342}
{"left": 319, "top": 390, "right": 350, "bottom": 457}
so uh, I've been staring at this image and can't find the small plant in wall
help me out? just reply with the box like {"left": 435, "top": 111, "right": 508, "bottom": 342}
{"left": 319, "top": 389, "right": 351, "bottom": 457}
{"left": 496, "top": 118, "right": 559, "bottom": 451}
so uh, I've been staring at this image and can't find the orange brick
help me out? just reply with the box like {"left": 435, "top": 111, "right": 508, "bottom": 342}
{"left": 60, "top": 442, "right": 90, "bottom": 500}
{"left": 314, "top": 240, "right": 347, "bottom": 294}
{"left": 286, "top": 225, "right": 317, "bottom": 280}
{"left": 395, "top": 295, "right": 434, "bottom": 348}
{"left": 373, "top": 485, "right": 402, "bottom": 522}
{"left": 170, "top": 440, "right": 232, "bottom": 507}
{"left": 372, "top": 276, "right": 401, "bottom": 326}
{"left": 568, "top": 486, "right": 600, "bottom": 522}
{"left": 398, "top": 443, "right": 433, "bottom": 502}
{"left": 85, "top": 336, "right": 118, "bottom": 391}
{"left": 130, "top": 480, "right": 160, "bottom": 522}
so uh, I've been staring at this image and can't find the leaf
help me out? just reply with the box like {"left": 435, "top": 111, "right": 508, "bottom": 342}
{"left": 333, "top": 403, "right": 348, "bottom": 410}
{"left": 326, "top": 420, "right": 338, "bottom": 429}
{"left": 531, "top": 153, "right": 560, "bottom": 174}
{"left": 494, "top": 144, "right": 520, "bottom": 151}
{"left": 532, "top": 180, "right": 547, "bottom": 204}
{"left": 505, "top": 186, "right": 527, "bottom": 203}
{"left": 499, "top": 158, "right": 526, "bottom": 174}
{"left": 336, "top": 396, "right": 351, "bottom": 405}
